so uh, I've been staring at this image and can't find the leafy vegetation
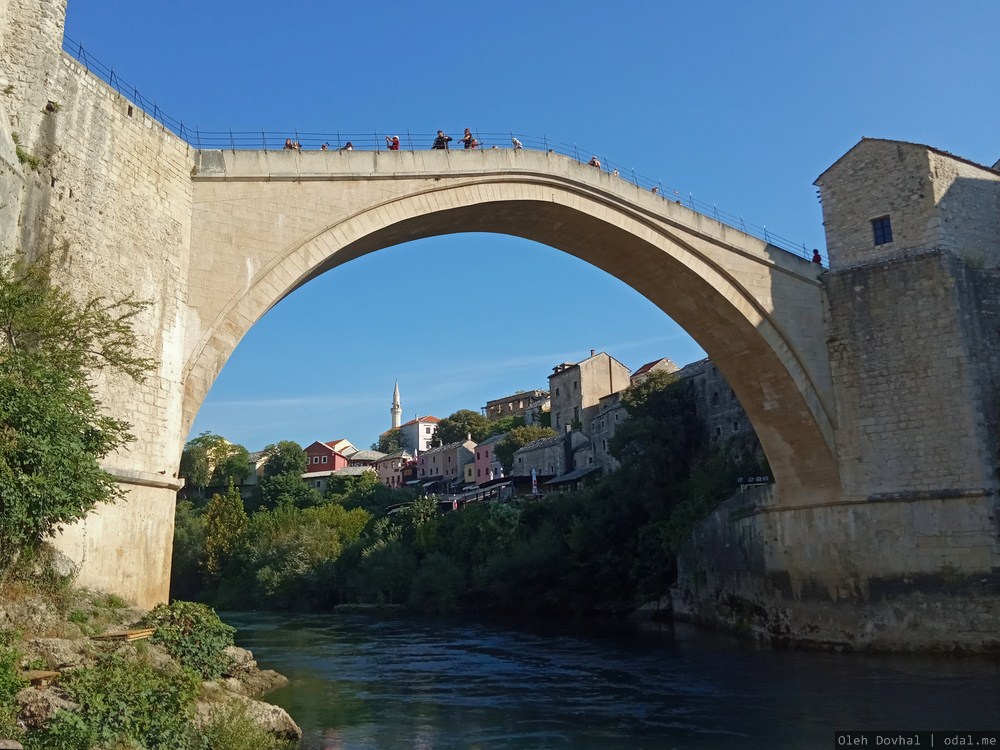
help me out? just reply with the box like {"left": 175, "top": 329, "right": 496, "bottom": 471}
{"left": 434, "top": 409, "right": 494, "bottom": 445}
{"left": 140, "top": 601, "right": 235, "bottom": 679}
{"left": 200, "top": 700, "right": 296, "bottom": 750}
{"left": 0, "top": 630, "right": 26, "bottom": 739}
{"left": 0, "top": 252, "right": 152, "bottom": 563}
{"left": 10, "top": 132, "right": 42, "bottom": 171}
{"left": 203, "top": 481, "right": 249, "bottom": 579}
{"left": 28, "top": 653, "right": 202, "bottom": 750}
{"left": 371, "top": 427, "right": 405, "bottom": 453}
{"left": 170, "top": 373, "right": 766, "bottom": 617}
{"left": 179, "top": 432, "right": 251, "bottom": 496}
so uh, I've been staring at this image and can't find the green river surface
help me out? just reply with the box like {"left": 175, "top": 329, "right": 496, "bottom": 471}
{"left": 224, "top": 611, "right": 1000, "bottom": 750}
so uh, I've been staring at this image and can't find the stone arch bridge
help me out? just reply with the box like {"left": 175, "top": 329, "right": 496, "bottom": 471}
{"left": 185, "top": 147, "right": 835, "bottom": 504}
{"left": 4, "top": 4, "right": 998, "bottom": 646}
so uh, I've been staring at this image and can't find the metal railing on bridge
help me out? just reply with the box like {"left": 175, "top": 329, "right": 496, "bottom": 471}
{"left": 61, "top": 35, "right": 812, "bottom": 259}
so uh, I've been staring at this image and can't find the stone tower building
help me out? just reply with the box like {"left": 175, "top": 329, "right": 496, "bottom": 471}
{"left": 816, "top": 138, "right": 1000, "bottom": 503}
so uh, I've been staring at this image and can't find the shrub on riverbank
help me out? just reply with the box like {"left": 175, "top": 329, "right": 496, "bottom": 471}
{"left": 140, "top": 600, "right": 236, "bottom": 679}
{"left": 27, "top": 652, "right": 202, "bottom": 750}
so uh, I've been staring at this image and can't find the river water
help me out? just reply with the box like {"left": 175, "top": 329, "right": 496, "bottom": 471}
{"left": 224, "top": 611, "right": 1000, "bottom": 750}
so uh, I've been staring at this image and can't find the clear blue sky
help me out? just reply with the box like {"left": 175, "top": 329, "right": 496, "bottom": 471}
{"left": 65, "top": 1, "right": 1000, "bottom": 452}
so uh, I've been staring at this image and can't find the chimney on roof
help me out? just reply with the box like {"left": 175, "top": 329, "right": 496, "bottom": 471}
{"left": 591, "top": 349, "right": 595, "bottom": 357}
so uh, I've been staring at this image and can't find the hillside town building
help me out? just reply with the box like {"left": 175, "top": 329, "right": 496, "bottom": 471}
{"left": 483, "top": 389, "right": 549, "bottom": 421}
{"left": 548, "top": 351, "right": 631, "bottom": 436}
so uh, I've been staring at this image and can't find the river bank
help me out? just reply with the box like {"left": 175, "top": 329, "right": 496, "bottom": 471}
{"left": 0, "top": 560, "right": 300, "bottom": 749}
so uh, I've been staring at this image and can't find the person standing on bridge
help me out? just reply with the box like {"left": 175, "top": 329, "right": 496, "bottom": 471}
{"left": 588, "top": 156, "right": 601, "bottom": 168}
{"left": 511, "top": 137, "right": 523, "bottom": 150}
{"left": 386, "top": 135, "right": 401, "bottom": 150}
{"left": 432, "top": 130, "right": 452, "bottom": 149}
{"left": 812, "top": 248, "right": 823, "bottom": 265}
{"left": 460, "top": 128, "right": 478, "bottom": 149}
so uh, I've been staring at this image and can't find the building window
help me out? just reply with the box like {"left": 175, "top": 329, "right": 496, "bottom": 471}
{"left": 321, "top": 455, "right": 328, "bottom": 464}
{"left": 733, "top": 421, "right": 740, "bottom": 432}
{"left": 573, "top": 381, "right": 577, "bottom": 390}
{"left": 312, "top": 456, "right": 320, "bottom": 464}
{"left": 872, "top": 215, "right": 893, "bottom": 246}
{"left": 555, "top": 413, "right": 560, "bottom": 429}
{"left": 425, "top": 427, "right": 432, "bottom": 434}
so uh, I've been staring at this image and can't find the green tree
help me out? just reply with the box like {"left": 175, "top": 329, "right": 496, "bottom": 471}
{"left": 261, "top": 440, "right": 308, "bottom": 478}
{"left": 226, "top": 503, "right": 370, "bottom": 609}
{"left": 202, "top": 481, "right": 249, "bottom": 579}
{"left": 490, "top": 414, "right": 526, "bottom": 436}
{"left": 249, "top": 440, "right": 315, "bottom": 512}
{"left": 0, "top": 252, "right": 153, "bottom": 560}
{"left": 434, "top": 409, "right": 493, "bottom": 445}
{"left": 611, "top": 370, "right": 704, "bottom": 502}
{"left": 169, "top": 500, "right": 205, "bottom": 600}
{"left": 179, "top": 432, "right": 250, "bottom": 493}
{"left": 213, "top": 443, "right": 250, "bottom": 486}
{"left": 372, "top": 427, "right": 405, "bottom": 453}
{"left": 494, "top": 425, "right": 557, "bottom": 472}
{"left": 258, "top": 471, "right": 322, "bottom": 510}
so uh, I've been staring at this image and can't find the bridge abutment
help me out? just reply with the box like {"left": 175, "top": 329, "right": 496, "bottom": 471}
{"left": 675, "top": 488, "right": 1000, "bottom": 651}
{"left": 676, "top": 141, "right": 1000, "bottom": 650}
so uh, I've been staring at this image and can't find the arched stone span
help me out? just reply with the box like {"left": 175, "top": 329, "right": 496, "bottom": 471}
{"left": 186, "top": 148, "right": 838, "bottom": 506}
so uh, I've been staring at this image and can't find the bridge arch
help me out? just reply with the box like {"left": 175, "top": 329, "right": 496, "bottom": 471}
{"left": 186, "top": 149, "right": 839, "bottom": 507}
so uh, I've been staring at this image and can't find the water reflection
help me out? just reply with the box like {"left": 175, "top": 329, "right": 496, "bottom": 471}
{"left": 224, "top": 612, "right": 1000, "bottom": 750}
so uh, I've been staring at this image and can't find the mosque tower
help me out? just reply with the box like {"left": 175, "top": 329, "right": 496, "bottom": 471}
{"left": 391, "top": 380, "right": 402, "bottom": 430}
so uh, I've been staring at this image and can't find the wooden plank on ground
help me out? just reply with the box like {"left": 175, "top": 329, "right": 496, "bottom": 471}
{"left": 91, "top": 627, "right": 156, "bottom": 642}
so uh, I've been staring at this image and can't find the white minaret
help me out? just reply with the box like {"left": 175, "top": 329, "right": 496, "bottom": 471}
{"left": 391, "top": 380, "right": 402, "bottom": 429}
